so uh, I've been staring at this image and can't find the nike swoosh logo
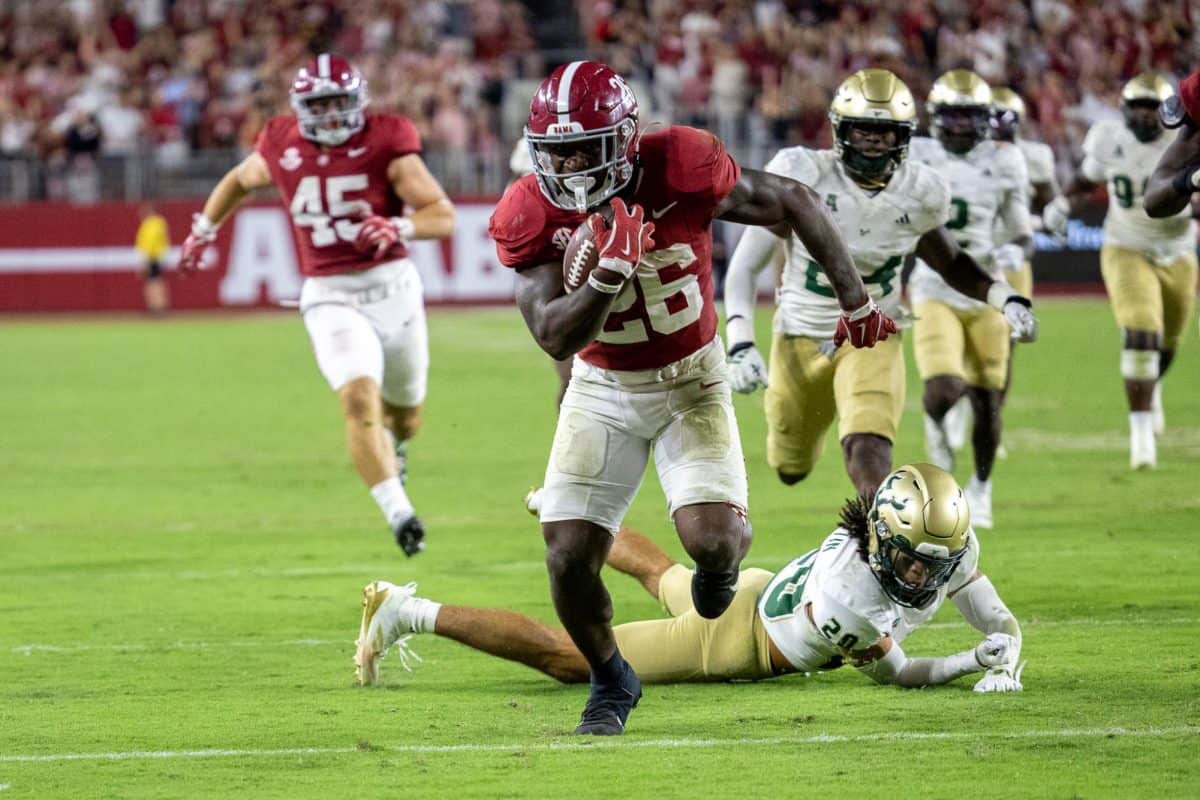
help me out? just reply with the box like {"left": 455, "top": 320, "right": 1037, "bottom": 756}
{"left": 348, "top": 147, "right": 368, "bottom": 157}
{"left": 700, "top": 380, "right": 723, "bottom": 389}
{"left": 651, "top": 202, "right": 678, "bottom": 219}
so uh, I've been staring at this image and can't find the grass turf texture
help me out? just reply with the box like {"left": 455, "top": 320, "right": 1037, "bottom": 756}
{"left": 1, "top": 299, "right": 1197, "bottom": 799}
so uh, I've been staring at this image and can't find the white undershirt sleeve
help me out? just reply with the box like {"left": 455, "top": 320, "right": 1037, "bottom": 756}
{"left": 952, "top": 575, "right": 1022, "bottom": 649}
{"left": 724, "top": 225, "right": 783, "bottom": 346}
{"left": 857, "top": 639, "right": 983, "bottom": 687}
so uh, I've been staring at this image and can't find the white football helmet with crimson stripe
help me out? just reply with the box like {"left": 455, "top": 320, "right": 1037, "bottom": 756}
{"left": 290, "top": 53, "right": 368, "bottom": 146}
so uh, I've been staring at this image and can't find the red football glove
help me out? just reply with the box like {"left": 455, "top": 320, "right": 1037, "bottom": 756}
{"left": 587, "top": 197, "right": 655, "bottom": 282}
{"left": 354, "top": 215, "right": 413, "bottom": 259}
{"left": 177, "top": 214, "right": 217, "bottom": 274}
{"left": 833, "top": 300, "right": 898, "bottom": 349}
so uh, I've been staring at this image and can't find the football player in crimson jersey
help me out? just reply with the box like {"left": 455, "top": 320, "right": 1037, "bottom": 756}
{"left": 177, "top": 53, "right": 455, "bottom": 556}
{"left": 487, "top": 60, "right": 894, "bottom": 735}
{"left": 1145, "top": 70, "right": 1200, "bottom": 217}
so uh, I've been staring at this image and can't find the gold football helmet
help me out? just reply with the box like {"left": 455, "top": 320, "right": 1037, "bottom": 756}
{"left": 927, "top": 69, "right": 992, "bottom": 154}
{"left": 868, "top": 463, "right": 971, "bottom": 609}
{"left": 1121, "top": 72, "right": 1175, "bottom": 142}
{"left": 828, "top": 68, "right": 917, "bottom": 186}
{"left": 989, "top": 87, "right": 1026, "bottom": 142}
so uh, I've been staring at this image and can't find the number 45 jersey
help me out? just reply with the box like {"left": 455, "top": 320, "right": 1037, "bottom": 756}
{"left": 757, "top": 528, "right": 980, "bottom": 672}
{"left": 763, "top": 147, "right": 951, "bottom": 339}
{"left": 1081, "top": 119, "right": 1196, "bottom": 264}
{"left": 488, "top": 126, "right": 740, "bottom": 371}
{"left": 255, "top": 113, "right": 421, "bottom": 276}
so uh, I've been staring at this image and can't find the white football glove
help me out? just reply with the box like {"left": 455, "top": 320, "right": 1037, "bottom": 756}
{"left": 973, "top": 633, "right": 1018, "bottom": 668}
{"left": 974, "top": 660, "right": 1026, "bottom": 693}
{"left": 727, "top": 342, "right": 768, "bottom": 393}
{"left": 987, "top": 283, "right": 1038, "bottom": 343}
{"left": 1042, "top": 195, "right": 1070, "bottom": 238}
{"left": 990, "top": 243, "right": 1026, "bottom": 273}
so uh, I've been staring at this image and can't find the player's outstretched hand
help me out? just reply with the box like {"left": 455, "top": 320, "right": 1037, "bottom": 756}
{"left": 974, "top": 660, "right": 1026, "bottom": 693}
{"left": 973, "top": 633, "right": 1019, "bottom": 669}
{"left": 727, "top": 342, "right": 768, "bottom": 393}
{"left": 1042, "top": 196, "right": 1070, "bottom": 239}
{"left": 1003, "top": 296, "right": 1039, "bottom": 343}
{"left": 177, "top": 214, "right": 217, "bottom": 274}
{"left": 587, "top": 197, "right": 654, "bottom": 282}
{"left": 355, "top": 215, "right": 414, "bottom": 259}
{"left": 833, "top": 300, "right": 898, "bottom": 349}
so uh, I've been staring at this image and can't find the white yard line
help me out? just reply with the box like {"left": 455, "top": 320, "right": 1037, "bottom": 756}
{"left": 8, "top": 616, "right": 1195, "bottom": 657}
{"left": 1, "top": 726, "right": 1197, "bottom": 763}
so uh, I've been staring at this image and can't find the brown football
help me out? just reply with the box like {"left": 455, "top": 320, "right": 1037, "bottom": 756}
{"left": 562, "top": 219, "right": 599, "bottom": 292}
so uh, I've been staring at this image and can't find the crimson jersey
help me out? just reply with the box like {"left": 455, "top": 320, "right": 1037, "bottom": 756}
{"left": 489, "top": 126, "right": 741, "bottom": 371}
{"left": 255, "top": 113, "right": 421, "bottom": 276}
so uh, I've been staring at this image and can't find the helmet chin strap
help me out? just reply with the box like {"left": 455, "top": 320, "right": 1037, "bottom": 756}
{"left": 563, "top": 176, "right": 595, "bottom": 213}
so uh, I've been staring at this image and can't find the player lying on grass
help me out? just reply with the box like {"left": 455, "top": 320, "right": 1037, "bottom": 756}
{"left": 354, "top": 463, "right": 1024, "bottom": 694}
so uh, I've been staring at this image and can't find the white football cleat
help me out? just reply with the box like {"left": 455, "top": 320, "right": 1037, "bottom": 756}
{"left": 355, "top": 580, "right": 422, "bottom": 686}
{"left": 966, "top": 476, "right": 993, "bottom": 530}
{"left": 524, "top": 486, "right": 545, "bottom": 517}
{"left": 924, "top": 414, "right": 955, "bottom": 472}
{"left": 944, "top": 397, "right": 971, "bottom": 452}
{"left": 1130, "top": 412, "right": 1156, "bottom": 470}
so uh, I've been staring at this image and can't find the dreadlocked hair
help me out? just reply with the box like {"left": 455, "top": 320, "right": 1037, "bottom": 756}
{"left": 838, "top": 496, "right": 872, "bottom": 560}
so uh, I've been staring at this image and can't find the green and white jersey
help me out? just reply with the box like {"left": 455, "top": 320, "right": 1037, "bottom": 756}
{"left": 757, "top": 528, "right": 980, "bottom": 672}
{"left": 994, "top": 138, "right": 1058, "bottom": 245}
{"left": 762, "top": 146, "right": 951, "bottom": 339}
{"left": 1081, "top": 119, "right": 1196, "bottom": 264}
{"left": 908, "top": 136, "right": 1031, "bottom": 310}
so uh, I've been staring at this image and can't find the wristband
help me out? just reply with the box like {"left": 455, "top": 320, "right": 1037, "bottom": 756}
{"left": 842, "top": 300, "right": 875, "bottom": 321}
{"left": 986, "top": 281, "right": 1018, "bottom": 312}
{"left": 390, "top": 216, "right": 416, "bottom": 241}
{"left": 1171, "top": 166, "right": 1200, "bottom": 198}
{"left": 727, "top": 340, "right": 755, "bottom": 357}
{"left": 587, "top": 271, "right": 623, "bottom": 294}
{"left": 192, "top": 213, "right": 218, "bottom": 237}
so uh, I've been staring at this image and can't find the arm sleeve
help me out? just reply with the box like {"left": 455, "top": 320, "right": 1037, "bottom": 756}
{"left": 952, "top": 574, "right": 1022, "bottom": 649}
{"left": 998, "top": 152, "right": 1033, "bottom": 240}
{"left": 856, "top": 639, "right": 982, "bottom": 687}
{"left": 1079, "top": 124, "right": 1107, "bottom": 183}
{"left": 724, "top": 225, "right": 783, "bottom": 345}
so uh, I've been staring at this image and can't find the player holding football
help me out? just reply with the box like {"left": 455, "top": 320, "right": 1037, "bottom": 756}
{"left": 354, "top": 464, "right": 1025, "bottom": 695}
{"left": 1144, "top": 70, "right": 1200, "bottom": 217}
{"left": 905, "top": 70, "right": 1035, "bottom": 529}
{"left": 487, "top": 60, "right": 894, "bottom": 735}
{"left": 177, "top": 54, "right": 455, "bottom": 554}
{"left": 1044, "top": 72, "right": 1196, "bottom": 469}
{"left": 723, "top": 69, "right": 1037, "bottom": 502}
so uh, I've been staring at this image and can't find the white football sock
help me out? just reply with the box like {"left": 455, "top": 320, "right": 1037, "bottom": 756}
{"left": 410, "top": 598, "right": 442, "bottom": 634}
{"left": 370, "top": 477, "right": 414, "bottom": 527}
{"left": 1129, "top": 411, "right": 1156, "bottom": 468}
{"left": 1151, "top": 383, "right": 1164, "bottom": 434}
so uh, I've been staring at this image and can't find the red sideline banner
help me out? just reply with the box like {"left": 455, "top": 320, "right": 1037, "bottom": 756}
{"left": 0, "top": 200, "right": 513, "bottom": 312}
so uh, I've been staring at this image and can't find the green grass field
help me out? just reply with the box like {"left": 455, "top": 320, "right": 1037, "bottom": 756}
{"left": 1, "top": 299, "right": 1198, "bottom": 799}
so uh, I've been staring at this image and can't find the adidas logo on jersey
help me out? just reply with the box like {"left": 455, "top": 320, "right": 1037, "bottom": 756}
{"left": 826, "top": 194, "right": 838, "bottom": 212}
{"left": 894, "top": 213, "right": 911, "bottom": 226}
{"left": 1114, "top": 145, "right": 1124, "bottom": 157}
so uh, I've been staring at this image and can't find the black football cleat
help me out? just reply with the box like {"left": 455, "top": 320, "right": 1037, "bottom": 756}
{"left": 691, "top": 566, "right": 739, "bottom": 619}
{"left": 394, "top": 515, "right": 425, "bottom": 557}
{"left": 575, "top": 660, "right": 642, "bottom": 735}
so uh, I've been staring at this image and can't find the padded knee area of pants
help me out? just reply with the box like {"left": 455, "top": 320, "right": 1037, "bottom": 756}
{"left": 1121, "top": 348, "right": 1160, "bottom": 381}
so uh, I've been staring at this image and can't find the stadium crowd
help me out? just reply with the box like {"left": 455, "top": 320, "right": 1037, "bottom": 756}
{"left": 0, "top": 0, "right": 1194, "bottom": 198}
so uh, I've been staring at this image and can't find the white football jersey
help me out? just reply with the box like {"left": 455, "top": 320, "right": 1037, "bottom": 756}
{"left": 1081, "top": 119, "right": 1196, "bottom": 264}
{"left": 994, "top": 138, "right": 1057, "bottom": 245}
{"left": 757, "top": 528, "right": 980, "bottom": 673}
{"left": 908, "top": 136, "right": 1030, "bottom": 310}
{"left": 763, "top": 147, "right": 951, "bottom": 338}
